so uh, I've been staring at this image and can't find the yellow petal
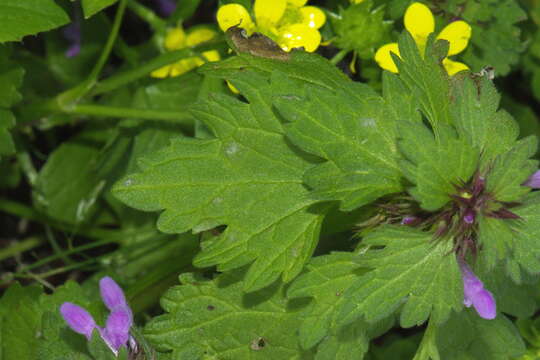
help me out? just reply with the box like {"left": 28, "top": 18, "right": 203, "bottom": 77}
{"left": 164, "top": 27, "right": 186, "bottom": 50}
{"left": 442, "top": 58, "right": 469, "bottom": 75}
{"left": 350, "top": 0, "right": 366, "bottom": 3}
{"left": 216, "top": 4, "right": 254, "bottom": 32}
{"left": 404, "top": 2, "right": 434, "bottom": 46}
{"left": 227, "top": 80, "right": 240, "bottom": 94}
{"left": 170, "top": 59, "right": 197, "bottom": 77}
{"left": 202, "top": 50, "right": 220, "bottom": 62}
{"left": 374, "top": 43, "right": 400, "bottom": 73}
{"left": 150, "top": 65, "right": 172, "bottom": 78}
{"left": 255, "top": 0, "right": 287, "bottom": 27}
{"left": 288, "top": 0, "right": 308, "bottom": 6}
{"left": 299, "top": 6, "right": 326, "bottom": 29}
{"left": 186, "top": 28, "right": 217, "bottom": 46}
{"left": 279, "top": 24, "right": 321, "bottom": 52}
{"left": 437, "top": 20, "right": 472, "bottom": 56}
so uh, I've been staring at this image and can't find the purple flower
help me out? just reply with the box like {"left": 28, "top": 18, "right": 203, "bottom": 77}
{"left": 524, "top": 170, "right": 540, "bottom": 188}
{"left": 153, "top": 0, "right": 176, "bottom": 17}
{"left": 63, "top": 21, "right": 81, "bottom": 58}
{"left": 60, "top": 303, "right": 96, "bottom": 339}
{"left": 401, "top": 216, "right": 419, "bottom": 225}
{"left": 463, "top": 208, "right": 475, "bottom": 225}
{"left": 60, "top": 276, "right": 133, "bottom": 356}
{"left": 458, "top": 258, "right": 496, "bottom": 320}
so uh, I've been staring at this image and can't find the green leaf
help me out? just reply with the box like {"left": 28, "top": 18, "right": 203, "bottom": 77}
{"left": 0, "top": 45, "right": 24, "bottom": 157}
{"left": 477, "top": 216, "right": 513, "bottom": 271}
{"left": 485, "top": 136, "right": 538, "bottom": 202}
{"left": 144, "top": 271, "right": 312, "bottom": 359}
{"left": 501, "top": 97, "right": 540, "bottom": 145}
{"left": 450, "top": 76, "right": 519, "bottom": 166}
{"left": 337, "top": 226, "right": 463, "bottom": 328}
{"left": 508, "top": 192, "right": 540, "bottom": 274}
{"left": 0, "top": 283, "right": 43, "bottom": 359}
{"left": 478, "top": 262, "right": 538, "bottom": 318}
{"left": 313, "top": 321, "right": 369, "bottom": 360}
{"left": 367, "top": 333, "right": 421, "bottom": 360}
{"left": 200, "top": 51, "right": 350, "bottom": 93}
{"left": 274, "top": 67, "right": 402, "bottom": 211}
{"left": 114, "top": 68, "right": 325, "bottom": 292}
{"left": 82, "top": 0, "right": 118, "bottom": 19}
{"left": 287, "top": 253, "right": 392, "bottom": 359}
{"left": 436, "top": 310, "right": 525, "bottom": 359}
{"left": 34, "top": 126, "right": 113, "bottom": 224}
{"left": 0, "top": 46, "right": 24, "bottom": 108}
{"left": 88, "top": 332, "right": 120, "bottom": 360}
{"left": 37, "top": 281, "right": 99, "bottom": 360}
{"left": 393, "top": 32, "right": 451, "bottom": 133}
{"left": 398, "top": 121, "right": 479, "bottom": 211}
{"left": 0, "top": 110, "right": 16, "bottom": 156}
{"left": 0, "top": 0, "right": 70, "bottom": 42}
{"left": 382, "top": 71, "right": 422, "bottom": 126}
{"left": 287, "top": 253, "right": 366, "bottom": 351}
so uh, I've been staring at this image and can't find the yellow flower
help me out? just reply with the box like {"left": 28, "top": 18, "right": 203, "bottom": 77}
{"left": 374, "top": 2, "right": 471, "bottom": 75}
{"left": 216, "top": 0, "right": 326, "bottom": 53}
{"left": 151, "top": 27, "right": 221, "bottom": 78}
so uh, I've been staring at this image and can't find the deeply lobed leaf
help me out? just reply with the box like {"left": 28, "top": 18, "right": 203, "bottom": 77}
{"left": 337, "top": 226, "right": 463, "bottom": 328}
{"left": 114, "top": 67, "right": 326, "bottom": 292}
{"left": 145, "top": 271, "right": 312, "bottom": 359}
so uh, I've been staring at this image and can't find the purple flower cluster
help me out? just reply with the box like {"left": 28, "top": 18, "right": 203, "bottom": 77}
{"left": 60, "top": 277, "right": 133, "bottom": 356}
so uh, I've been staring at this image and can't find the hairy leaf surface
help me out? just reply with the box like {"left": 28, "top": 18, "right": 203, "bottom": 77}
{"left": 436, "top": 310, "right": 525, "bottom": 359}
{"left": 114, "top": 68, "right": 325, "bottom": 292}
{"left": 337, "top": 226, "right": 462, "bottom": 328}
{"left": 145, "top": 272, "right": 313, "bottom": 359}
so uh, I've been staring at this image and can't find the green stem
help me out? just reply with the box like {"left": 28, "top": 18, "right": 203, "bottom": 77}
{"left": 69, "top": 104, "right": 192, "bottom": 123}
{"left": 91, "top": 39, "right": 224, "bottom": 96}
{"left": 0, "top": 198, "right": 122, "bottom": 240}
{"left": 0, "top": 237, "right": 45, "bottom": 262}
{"left": 18, "top": 39, "right": 225, "bottom": 128}
{"left": 18, "top": 241, "right": 112, "bottom": 274}
{"left": 89, "top": 0, "right": 128, "bottom": 81}
{"left": 127, "top": 0, "right": 166, "bottom": 32}
{"left": 58, "top": 0, "right": 128, "bottom": 105}
{"left": 17, "top": 227, "right": 160, "bottom": 274}
{"left": 412, "top": 318, "right": 440, "bottom": 360}
{"left": 16, "top": 259, "right": 99, "bottom": 279}
{"left": 16, "top": 151, "right": 38, "bottom": 186}
{"left": 330, "top": 48, "right": 349, "bottom": 66}
{"left": 45, "top": 225, "right": 74, "bottom": 265}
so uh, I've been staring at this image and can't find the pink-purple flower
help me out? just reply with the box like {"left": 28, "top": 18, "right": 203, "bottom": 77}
{"left": 458, "top": 258, "right": 496, "bottom": 320}
{"left": 153, "top": 0, "right": 176, "bottom": 17}
{"left": 63, "top": 21, "right": 81, "bottom": 58}
{"left": 60, "top": 276, "right": 134, "bottom": 356}
{"left": 524, "top": 170, "right": 540, "bottom": 188}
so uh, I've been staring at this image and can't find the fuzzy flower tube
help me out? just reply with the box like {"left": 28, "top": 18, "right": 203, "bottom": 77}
{"left": 524, "top": 170, "right": 540, "bottom": 188}
{"left": 457, "top": 258, "right": 496, "bottom": 320}
{"left": 60, "top": 276, "right": 134, "bottom": 356}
